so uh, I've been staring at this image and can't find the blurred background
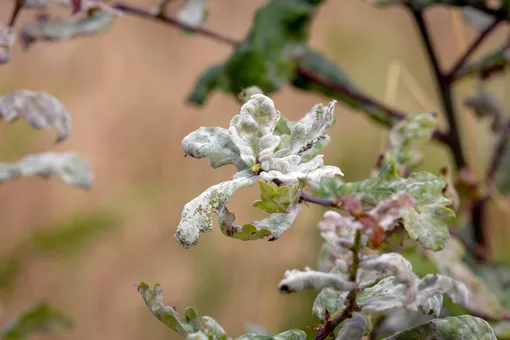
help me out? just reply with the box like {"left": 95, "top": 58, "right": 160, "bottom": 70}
{"left": 0, "top": 0, "right": 509, "bottom": 339}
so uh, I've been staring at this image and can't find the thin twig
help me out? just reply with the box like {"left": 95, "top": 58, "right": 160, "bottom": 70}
{"left": 486, "top": 120, "right": 510, "bottom": 185}
{"left": 410, "top": 9, "right": 467, "bottom": 170}
{"left": 315, "top": 230, "right": 361, "bottom": 340}
{"left": 295, "top": 65, "right": 452, "bottom": 146}
{"left": 7, "top": 0, "right": 23, "bottom": 27}
{"left": 300, "top": 192, "right": 337, "bottom": 207}
{"left": 113, "top": 2, "right": 240, "bottom": 46}
{"left": 446, "top": 20, "right": 501, "bottom": 82}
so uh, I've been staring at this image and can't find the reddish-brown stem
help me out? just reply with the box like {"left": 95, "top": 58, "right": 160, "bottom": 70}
{"left": 7, "top": 0, "right": 23, "bottom": 27}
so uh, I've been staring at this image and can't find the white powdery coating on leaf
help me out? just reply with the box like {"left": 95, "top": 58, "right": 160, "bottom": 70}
{"left": 358, "top": 253, "right": 415, "bottom": 289}
{"left": 0, "top": 151, "right": 93, "bottom": 188}
{"left": 0, "top": 90, "right": 71, "bottom": 143}
{"left": 229, "top": 94, "right": 280, "bottom": 167}
{"left": 369, "top": 193, "right": 416, "bottom": 231}
{"left": 0, "top": 27, "right": 15, "bottom": 64}
{"left": 415, "top": 274, "right": 469, "bottom": 308}
{"left": 177, "top": 0, "right": 209, "bottom": 28}
{"left": 175, "top": 175, "right": 258, "bottom": 248}
{"left": 278, "top": 269, "right": 355, "bottom": 293}
{"left": 260, "top": 155, "right": 342, "bottom": 184}
{"left": 336, "top": 314, "right": 368, "bottom": 340}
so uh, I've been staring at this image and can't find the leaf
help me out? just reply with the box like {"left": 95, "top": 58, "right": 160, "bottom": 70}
{"left": 0, "top": 27, "right": 15, "bottom": 64}
{"left": 236, "top": 329, "right": 306, "bottom": 340}
{"left": 278, "top": 268, "right": 355, "bottom": 294}
{"left": 315, "top": 162, "right": 455, "bottom": 251}
{"left": 0, "top": 151, "right": 94, "bottom": 189}
{"left": 336, "top": 314, "right": 370, "bottom": 340}
{"left": 357, "top": 253, "right": 415, "bottom": 288}
{"left": 0, "top": 302, "right": 72, "bottom": 339}
{"left": 384, "top": 112, "right": 438, "bottom": 171}
{"left": 462, "top": 7, "right": 496, "bottom": 31}
{"left": 292, "top": 49, "right": 399, "bottom": 127}
{"left": 458, "top": 45, "right": 510, "bottom": 80}
{"left": 252, "top": 180, "right": 301, "bottom": 213}
{"left": 219, "top": 204, "right": 302, "bottom": 241}
{"left": 312, "top": 288, "right": 348, "bottom": 321}
{"left": 138, "top": 282, "right": 229, "bottom": 338}
{"left": 20, "top": 10, "right": 115, "bottom": 49}
{"left": 229, "top": 94, "right": 281, "bottom": 167}
{"left": 464, "top": 86, "right": 503, "bottom": 132}
{"left": 0, "top": 90, "right": 71, "bottom": 143}
{"left": 310, "top": 175, "right": 345, "bottom": 200}
{"left": 383, "top": 315, "right": 496, "bottom": 340}
{"left": 186, "top": 0, "right": 323, "bottom": 105}
{"left": 177, "top": 0, "right": 209, "bottom": 29}
{"left": 175, "top": 172, "right": 258, "bottom": 248}
{"left": 182, "top": 126, "right": 248, "bottom": 171}
{"left": 425, "top": 238, "right": 510, "bottom": 320}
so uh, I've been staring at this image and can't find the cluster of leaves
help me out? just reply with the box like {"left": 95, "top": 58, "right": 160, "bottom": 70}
{"left": 138, "top": 91, "right": 502, "bottom": 339}
{"left": 176, "top": 92, "right": 341, "bottom": 248}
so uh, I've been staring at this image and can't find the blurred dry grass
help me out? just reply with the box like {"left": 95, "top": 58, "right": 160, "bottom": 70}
{"left": 0, "top": 0, "right": 509, "bottom": 339}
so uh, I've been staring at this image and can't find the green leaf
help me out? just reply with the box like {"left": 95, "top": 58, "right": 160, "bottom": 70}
{"left": 182, "top": 126, "right": 248, "bottom": 171}
{"left": 458, "top": 45, "right": 509, "bottom": 80}
{"left": 175, "top": 172, "right": 258, "bottom": 248}
{"left": 252, "top": 180, "right": 301, "bottom": 213}
{"left": 383, "top": 315, "right": 496, "bottom": 340}
{"left": 187, "top": 0, "right": 324, "bottom": 105}
{"left": 312, "top": 267, "right": 348, "bottom": 321}
{"left": 137, "top": 282, "right": 229, "bottom": 339}
{"left": 464, "top": 86, "right": 503, "bottom": 132}
{"left": 20, "top": 10, "right": 115, "bottom": 49}
{"left": 0, "top": 151, "right": 94, "bottom": 189}
{"left": 310, "top": 175, "right": 344, "bottom": 200}
{"left": 219, "top": 204, "right": 301, "bottom": 242}
{"left": 315, "top": 162, "right": 455, "bottom": 251}
{"left": 385, "top": 112, "right": 438, "bottom": 171}
{"left": 0, "top": 302, "right": 72, "bottom": 339}
{"left": 236, "top": 329, "right": 306, "bottom": 340}
{"left": 187, "top": 63, "right": 224, "bottom": 105}
{"left": 0, "top": 90, "right": 71, "bottom": 143}
{"left": 291, "top": 49, "right": 398, "bottom": 127}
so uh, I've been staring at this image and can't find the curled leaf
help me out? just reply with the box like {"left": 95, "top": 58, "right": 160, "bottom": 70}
{"left": 20, "top": 10, "right": 115, "bottom": 49}
{"left": 336, "top": 314, "right": 370, "bottom": 340}
{"left": 278, "top": 268, "right": 355, "bottom": 293}
{"left": 175, "top": 173, "right": 258, "bottom": 248}
{"left": 0, "top": 151, "right": 94, "bottom": 189}
{"left": 0, "top": 27, "right": 15, "bottom": 64}
{"left": 0, "top": 90, "right": 71, "bottom": 143}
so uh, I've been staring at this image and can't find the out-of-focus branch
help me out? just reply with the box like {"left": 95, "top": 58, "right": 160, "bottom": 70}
{"left": 410, "top": 8, "right": 467, "bottom": 170}
{"left": 113, "top": 2, "right": 240, "bottom": 46}
{"left": 7, "top": 0, "right": 23, "bottom": 27}
{"left": 446, "top": 20, "right": 501, "bottom": 82}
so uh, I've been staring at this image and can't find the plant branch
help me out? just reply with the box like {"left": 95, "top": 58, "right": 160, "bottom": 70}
{"left": 410, "top": 9, "right": 467, "bottom": 170}
{"left": 295, "top": 65, "right": 451, "bottom": 146}
{"left": 300, "top": 192, "right": 337, "bottom": 207}
{"left": 113, "top": 2, "right": 240, "bottom": 46}
{"left": 7, "top": 0, "right": 23, "bottom": 27}
{"left": 315, "top": 230, "right": 361, "bottom": 340}
{"left": 486, "top": 120, "right": 510, "bottom": 185}
{"left": 446, "top": 20, "right": 501, "bottom": 82}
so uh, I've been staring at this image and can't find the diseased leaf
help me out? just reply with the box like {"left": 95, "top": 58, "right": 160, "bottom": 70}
{"left": 239, "top": 86, "right": 265, "bottom": 103}
{"left": 252, "top": 180, "right": 301, "bottom": 213}
{"left": 182, "top": 126, "right": 247, "bottom": 171}
{"left": 384, "top": 112, "right": 438, "bottom": 171}
{"left": 0, "top": 90, "right": 71, "bottom": 143}
{"left": 220, "top": 204, "right": 302, "bottom": 241}
{"left": 175, "top": 172, "right": 258, "bottom": 248}
{"left": 177, "top": 0, "right": 209, "bottom": 29}
{"left": 315, "top": 162, "right": 455, "bottom": 251}
{"left": 278, "top": 268, "right": 355, "bottom": 294}
{"left": 0, "top": 151, "right": 94, "bottom": 189}
{"left": 229, "top": 94, "right": 281, "bottom": 167}
{"left": 187, "top": 0, "right": 323, "bottom": 105}
{"left": 336, "top": 314, "right": 370, "bottom": 340}
{"left": 0, "top": 302, "right": 72, "bottom": 339}
{"left": 357, "top": 253, "right": 415, "bottom": 288}
{"left": 20, "top": 10, "right": 115, "bottom": 49}
{"left": 0, "top": 27, "right": 15, "bottom": 64}
{"left": 425, "top": 238, "right": 510, "bottom": 320}
{"left": 383, "top": 315, "right": 496, "bottom": 340}
{"left": 312, "top": 267, "right": 349, "bottom": 321}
